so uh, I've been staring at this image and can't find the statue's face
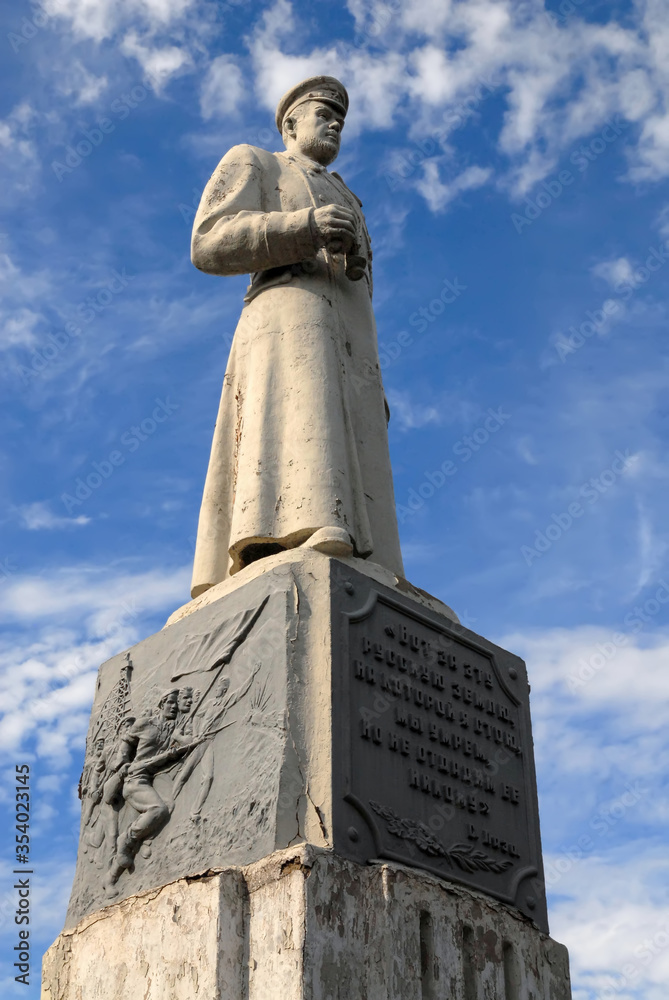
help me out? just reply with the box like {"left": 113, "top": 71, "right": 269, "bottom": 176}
{"left": 178, "top": 689, "right": 193, "bottom": 712}
{"left": 161, "top": 691, "right": 180, "bottom": 719}
{"left": 287, "top": 102, "right": 344, "bottom": 165}
{"left": 215, "top": 678, "right": 231, "bottom": 699}
{"left": 94, "top": 739, "right": 105, "bottom": 754}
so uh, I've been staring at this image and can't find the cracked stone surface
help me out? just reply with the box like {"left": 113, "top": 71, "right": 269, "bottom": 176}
{"left": 43, "top": 847, "right": 572, "bottom": 1000}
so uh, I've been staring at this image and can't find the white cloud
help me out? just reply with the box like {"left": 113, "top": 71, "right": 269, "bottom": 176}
{"left": 628, "top": 502, "right": 669, "bottom": 601}
{"left": 516, "top": 435, "right": 538, "bottom": 466}
{"left": 17, "top": 501, "right": 91, "bottom": 530}
{"left": 415, "top": 161, "right": 491, "bottom": 212}
{"left": 514, "top": 621, "right": 669, "bottom": 696}
{"left": 121, "top": 30, "right": 192, "bottom": 91}
{"left": 0, "top": 308, "right": 42, "bottom": 351}
{"left": 618, "top": 68, "right": 657, "bottom": 121}
{"left": 501, "top": 624, "right": 669, "bottom": 776}
{"left": 491, "top": 623, "right": 669, "bottom": 998}
{"left": 0, "top": 563, "right": 190, "bottom": 763}
{"left": 247, "top": 0, "right": 669, "bottom": 207}
{"left": 42, "top": 0, "right": 197, "bottom": 43}
{"left": 0, "top": 105, "right": 40, "bottom": 201}
{"left": 21, "top": 0, "right": 669, "bottom": 207}
{"left": 386, "top": 387, "right": 441, "bottom": 429}
{"left": 630, "top": 112, "right": 669, "bottom": 183}
{"left": 34, "top": 0, "right": 199, "bottom": 106}
{"left": 592, "top": 256, "right": 636, "bottom": 288}
{"left": 400, "top": 0, "right": 454, "bottom": 40}
{"left": 0, "top": 251, "right": 55, "bottom": 353}
{"left": 249, "top": 0, "right": 408, "bottom": 132}
{"left": 55, "top": 59, "right": 108, "bottom": 104}
{"left": 200, "top": 55, "right": 245, "bottom": 120}
{"left": 0, "top": 563, "right": 189, "bottom": 625}
{"left": 656, "top": 203, "right": 669, "bottom": 238}
{"left": 549, "top": 852, "right": 669, "bottom": 1000}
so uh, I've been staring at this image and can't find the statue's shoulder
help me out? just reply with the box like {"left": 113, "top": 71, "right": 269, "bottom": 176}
{"left": 219, "top": 144, "right": 280, "bottom": 169}
{"left": 128, "top": 715, "right": 154, "bottom": 736}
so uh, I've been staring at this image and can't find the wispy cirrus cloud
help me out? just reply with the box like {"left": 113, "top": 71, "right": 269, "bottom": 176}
{"left": 0, "top": 563, "right": 189, "bottom": 763}
{"left": 246, "top": 0, "right": 669, "bottom": 206}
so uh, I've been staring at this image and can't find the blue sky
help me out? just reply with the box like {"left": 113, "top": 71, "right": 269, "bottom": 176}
{"left": 1, "top": 0, "right": 669, "bottom": 996}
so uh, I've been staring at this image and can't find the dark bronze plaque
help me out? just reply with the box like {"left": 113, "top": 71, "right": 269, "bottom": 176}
{"left": 331, "top": 565, "right": 548, "bottom": 932}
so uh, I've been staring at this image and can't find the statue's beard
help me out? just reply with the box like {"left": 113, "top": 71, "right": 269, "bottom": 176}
{"left": 300, "top": 134, "right": 339, "bottom": 165}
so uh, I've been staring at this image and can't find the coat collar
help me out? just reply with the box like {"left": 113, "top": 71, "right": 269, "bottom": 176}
{"left": 281, "top": 151, "right": 327, "bottom": 174}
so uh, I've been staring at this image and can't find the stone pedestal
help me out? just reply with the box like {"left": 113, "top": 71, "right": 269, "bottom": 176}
{"left": 43, "top": 846, "right": 571, "bottom": 1000}
{"left": 42, "top": 550, "right": 571, "bottom": 997}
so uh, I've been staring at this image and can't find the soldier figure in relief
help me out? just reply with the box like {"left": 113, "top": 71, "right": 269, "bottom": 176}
{"left": 80, "top": 737, "right": 107, "bottom": 848}
{"left": 97, "top": 715, "right": 136, "bottom": 866}
{"left": 176, "top": 685, "right": 196, "bottom": 736}
{"left": 190, "top": 76, "right": 405, "bottom": 597}
{"left": 106, "top": 689, "right": 201, "bottom": 886}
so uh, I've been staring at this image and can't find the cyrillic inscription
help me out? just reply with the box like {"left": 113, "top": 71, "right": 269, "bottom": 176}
{"left": 334, "top": 579, "right": 547, "bottom": 931}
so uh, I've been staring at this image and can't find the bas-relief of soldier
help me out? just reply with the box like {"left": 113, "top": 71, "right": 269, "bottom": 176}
{"left": 73, "top": 597, "right": 274, "bottom": 901}
{"left": 103, "top": 688, "right": 202, "bottom": 887}
{"left": 79, "top": 736, "right": 107, "bottom": 832}
{"left": 78, "top": 672, "right": 260, "bottom": 890}
{"left": 96, "top": 715, "right": 136, "bottom": 862}
{"left": 190, "top": 76, "right": 406, "bottom": 597}
{"left": 80, "top": 718, "right": 136, "bottom": 864}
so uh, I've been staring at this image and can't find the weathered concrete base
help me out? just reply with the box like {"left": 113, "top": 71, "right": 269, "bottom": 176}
{"left": 42, "top": 846, "right": 571, "bottom": 1000}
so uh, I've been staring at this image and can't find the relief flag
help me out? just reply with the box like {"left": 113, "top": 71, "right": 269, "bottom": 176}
{"left": 170, "top": 596, "right": 269, "bottom": 681}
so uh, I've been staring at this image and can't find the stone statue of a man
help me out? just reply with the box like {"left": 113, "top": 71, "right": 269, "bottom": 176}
{"left": 190, "top": 76, "right": 405, "bottom": 598}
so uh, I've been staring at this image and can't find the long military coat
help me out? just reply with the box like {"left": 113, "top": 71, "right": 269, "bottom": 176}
{"left": 190, "top": 144, "right": 404, "bottom": 596}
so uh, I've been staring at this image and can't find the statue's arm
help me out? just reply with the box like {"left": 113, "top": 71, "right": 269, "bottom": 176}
{"left": 191, "top": 145, "right": 319, "bottom": 276}
{"left": 110, "top": 729, "right": 139, "bottom": 770}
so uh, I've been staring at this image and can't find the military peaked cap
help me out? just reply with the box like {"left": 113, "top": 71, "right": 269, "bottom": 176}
{"left": 275, "top": 75, "right": 349, "bottom": 133}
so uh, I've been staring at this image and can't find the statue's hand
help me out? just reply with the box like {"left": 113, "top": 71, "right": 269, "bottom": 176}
{"left": 312, "top": 204, "right": 357, "bottom": 255}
